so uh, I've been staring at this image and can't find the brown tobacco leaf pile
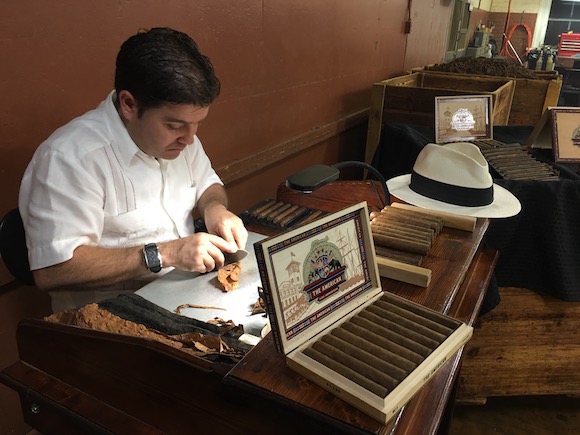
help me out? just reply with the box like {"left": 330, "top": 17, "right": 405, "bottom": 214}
{"left": 217, "top": 262, "right": 241, "bottom": 292}
{"left": 426, "top": 57, "right": 540, "bottom": 79}
{"left": 45, "top": 303, "right": 246, "bottom": 359}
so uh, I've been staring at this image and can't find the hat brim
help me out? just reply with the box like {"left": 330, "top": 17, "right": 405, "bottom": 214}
{"left": 386, "top": 174, "right": 521, "bottom": 218}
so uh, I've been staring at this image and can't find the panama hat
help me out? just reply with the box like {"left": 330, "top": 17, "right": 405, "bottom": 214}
{"left": 386, "top": 142, "right": 521, "bottom": 218}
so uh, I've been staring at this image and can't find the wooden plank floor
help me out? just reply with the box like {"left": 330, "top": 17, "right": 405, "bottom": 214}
{"left": 449, "top": 395, "right": 580, "bottom": 435}
{"left": 457, "top": 287, "right": 580, "bottom": 404}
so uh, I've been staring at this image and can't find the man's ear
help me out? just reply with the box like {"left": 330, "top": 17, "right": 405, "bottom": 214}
{"left": 117, "top": 90, "right": 139, "bottom": 121}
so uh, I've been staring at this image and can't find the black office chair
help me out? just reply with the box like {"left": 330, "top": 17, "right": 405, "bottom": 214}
{"left": 0, "top": 208, "right": 35, "bottom": 285}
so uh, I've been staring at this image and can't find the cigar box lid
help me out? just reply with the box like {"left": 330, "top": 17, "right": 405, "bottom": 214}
{"left": 254, "top": 202, "right": 382, "bottom": 355}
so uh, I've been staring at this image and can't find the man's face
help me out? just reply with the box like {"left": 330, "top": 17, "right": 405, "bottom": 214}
{"left": 118, "top": 90, "right": 210, "bottom": 160}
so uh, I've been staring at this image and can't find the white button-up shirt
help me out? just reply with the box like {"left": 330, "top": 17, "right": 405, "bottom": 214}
{"left": 19, "top": 91, "right": 222, "bottom": 311}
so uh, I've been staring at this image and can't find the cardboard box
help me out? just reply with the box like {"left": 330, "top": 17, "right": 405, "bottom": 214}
{"left": 254, "top": 202, "right": 473, "bottom": 423}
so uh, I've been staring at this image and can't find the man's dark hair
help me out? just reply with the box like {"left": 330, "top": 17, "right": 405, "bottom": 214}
{"left": 115, "top": 27, "right": 220, "bottom": 114}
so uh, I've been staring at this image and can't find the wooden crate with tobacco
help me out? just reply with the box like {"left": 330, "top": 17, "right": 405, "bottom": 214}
{"left": 364, "top": 72, "right": 515, "bottom": 163}
{"left": 408, "top": 59, "right": 562, "bottom": 126}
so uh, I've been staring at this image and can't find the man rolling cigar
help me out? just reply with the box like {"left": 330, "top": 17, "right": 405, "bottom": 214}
{"left": 19, "top": 27, "right": 247, "bottom": 312}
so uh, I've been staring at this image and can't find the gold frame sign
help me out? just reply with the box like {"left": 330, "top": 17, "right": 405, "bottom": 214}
{"left": 435, "top": 95, "right": 493, "bottom": 143}
{"left": 551, "top": 107, "right": 580, "bottom": 163}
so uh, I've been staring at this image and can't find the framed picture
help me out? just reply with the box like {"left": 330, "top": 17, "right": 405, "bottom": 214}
{"left": 435, "top": 95, "right": 493, "bottom": 143}
{"left": 551, "top": 107, "right": 580, "bottom": 163}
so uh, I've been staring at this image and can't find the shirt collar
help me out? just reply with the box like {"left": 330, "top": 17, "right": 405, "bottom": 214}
{"left": 103, "top": 91, "right": 152, "bottom": 167}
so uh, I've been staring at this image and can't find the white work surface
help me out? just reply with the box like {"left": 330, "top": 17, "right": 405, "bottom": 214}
{"left": 136, "top": 231, "right": 268, "bottom": 338}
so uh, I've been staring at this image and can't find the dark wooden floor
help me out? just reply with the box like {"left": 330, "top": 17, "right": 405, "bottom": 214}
{"left": 449, "top": 286, "right": 580, "bottom": 434}
{"left": 449, "top": 395, "right": 580, "bottom": 435}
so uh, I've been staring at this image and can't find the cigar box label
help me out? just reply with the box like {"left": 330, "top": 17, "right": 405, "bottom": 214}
{"left": 254, "top": 202, "right": 381, "bottom": 353}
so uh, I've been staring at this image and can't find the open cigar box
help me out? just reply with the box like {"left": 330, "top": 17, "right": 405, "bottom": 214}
{"left": 254, "top": 202, "right": 473, "bottom": 423}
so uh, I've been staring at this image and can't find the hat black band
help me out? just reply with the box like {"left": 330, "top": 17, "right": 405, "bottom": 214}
{"left": 410, "top": 171, "right": 493, "bottom": 207}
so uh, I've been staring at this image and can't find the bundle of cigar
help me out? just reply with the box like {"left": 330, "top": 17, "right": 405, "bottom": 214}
{"left": 370, "top": 206, "right": 443, "bottom": 266}
{"left": 300, "top": 291, "right": 463, "bottom": 398}
{"left": 241, "top": 198, "right": 327, "bottom": 230}
{"left": 472, "top": 139, "right": 559, "bottom": 181}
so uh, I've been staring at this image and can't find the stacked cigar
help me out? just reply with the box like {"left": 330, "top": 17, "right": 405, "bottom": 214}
{"left": 369, "top": 206, "right": 443, "bottom": 266}
{"left": 300, "top": 291, "right": 464, "bottom": 398}
{"left": 241, "top": 198, "right": 326, "bottom": 230}
{"left": 472, "top": 139, "right": 559, "bottom": 181}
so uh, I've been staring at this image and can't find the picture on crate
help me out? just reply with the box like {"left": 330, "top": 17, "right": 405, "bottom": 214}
{"left": 435, "top": 95, "right": 493, "bottom": 143}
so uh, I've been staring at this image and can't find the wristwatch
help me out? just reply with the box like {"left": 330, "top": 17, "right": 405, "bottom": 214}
{"left": 143, "top": 243, "right": 163, "bottom": 273}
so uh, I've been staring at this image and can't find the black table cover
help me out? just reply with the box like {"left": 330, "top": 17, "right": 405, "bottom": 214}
{"left": 371, "top": 123, "right": 580, "bottom": 304}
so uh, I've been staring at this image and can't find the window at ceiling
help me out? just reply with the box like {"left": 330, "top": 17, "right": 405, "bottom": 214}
{"left": 545, "top": 0, "right": 580, "bottom": 46}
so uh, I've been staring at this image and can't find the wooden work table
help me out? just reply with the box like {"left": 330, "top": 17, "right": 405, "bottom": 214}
{"left": 0, "top": 180, "right": 497, "bottom": 435}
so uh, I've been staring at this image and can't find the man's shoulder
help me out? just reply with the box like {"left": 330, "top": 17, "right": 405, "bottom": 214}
{"left": 40, "top": 101, "right": 113, "bottom": 157}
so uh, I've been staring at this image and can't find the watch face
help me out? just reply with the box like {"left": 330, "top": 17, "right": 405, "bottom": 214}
{"left": 144, "top": 244, "right": 162, "bottom": 273}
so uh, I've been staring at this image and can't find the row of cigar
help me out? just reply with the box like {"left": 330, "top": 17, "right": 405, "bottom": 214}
{"left": 301, "top": 292, "right": 460, "bottom": 398}
{"left": 241, "top": 198, "right": 327, "bottom": 230}
{"left": 369, "top": 206, "right": 444, "bottom": 266}
{"left": 472, "top": 139, "right": 559, "bottom": 181}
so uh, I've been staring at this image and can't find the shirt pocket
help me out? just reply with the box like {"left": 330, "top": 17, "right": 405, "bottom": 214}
{"left": 102, "top": 203, "right": 163, "bottom": 247}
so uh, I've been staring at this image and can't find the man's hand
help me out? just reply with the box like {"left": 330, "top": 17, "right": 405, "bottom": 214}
{"left": 196, "top": 184, "right": 248, "bottom": 250}
{"left": 159, "top": 232, "right": 239, "bottom": 274}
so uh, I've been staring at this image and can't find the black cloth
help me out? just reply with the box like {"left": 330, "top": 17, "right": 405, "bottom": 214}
{"left": 372, "top": 124, "right": 580, "bottom": 302}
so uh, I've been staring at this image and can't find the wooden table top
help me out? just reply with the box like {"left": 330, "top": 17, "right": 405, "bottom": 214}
{"left": 226, "top": 180, "right": 497, "bottom": 434}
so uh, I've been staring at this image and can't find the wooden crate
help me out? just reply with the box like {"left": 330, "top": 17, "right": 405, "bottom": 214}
{"left": 405, "top": 68, "right": 562, "bottom": 126}
{"left": 364, "top": 72, "right": 515, "bottom": 164}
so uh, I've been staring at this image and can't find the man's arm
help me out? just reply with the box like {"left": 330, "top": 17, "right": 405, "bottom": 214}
{"left": 33, "top": 229, "right": 240, "bottom": 291}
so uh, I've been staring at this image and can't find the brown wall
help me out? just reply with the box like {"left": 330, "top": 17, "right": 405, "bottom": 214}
{"left": 0, "top": 1, "right": 456, "bottom": 433}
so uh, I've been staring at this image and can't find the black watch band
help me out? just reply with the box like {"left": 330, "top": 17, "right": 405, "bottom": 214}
{"left": 143, "top": 243, "right": 162, "bottom": 273}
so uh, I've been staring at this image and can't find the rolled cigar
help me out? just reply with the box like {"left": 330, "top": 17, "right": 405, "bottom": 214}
{"left": 278, "top": 206, "right": 307, "bottom": 227}
{"left": 264, "top": 202, "right": 293, "bottom": 222}
{"left": 390, "top": 202, "right": 476, "bottom": 232}
{"left": 354, "top": 311, "right": 432, "bottom": 357}
{"left": 251, "top": 201, "right": 282, "bottom": 219}
{"left": 331, "top": 327, "right": 416, "bottom": 372}
{"left": 272, "top": 204, "right": 300, "bottom": 224}
{"left": 371, "top": 229, "right": 433, "bottom": 255}
{"left": 321, "top": 334, "right": 403, "bottom": 385}
{"left": 374, "top": 299, "right": 454, "bottom": 336}
{"left": 246, "top": 198, "right": 275, "bottom": 216}
{"left": 482, "top": 150, "right": 526, "bottom": 158}
{"left": 302, "top": 348, "right": 389, "bottom": 397}
{"left": 372, "top": 215, "right": 441, "bottom": 238}
{"left": 372, "top": 232, "right": 431, "bottom": 255}
{"left": 344, "top": 318, "right": 423, "bottom": 364}
{"left": 256, "top": 201, "right": 287, "bottom": 220}
{"left": 371, "top": 221, "right": 435, "bottom": 243}
{"left": 490, "top": 160, "right": 544, "bottom": 168}
{"left": 380, "top": 292, "right": 461, "bottom": 330}
{"left": 357, "top": 309, "right": 440, "bottom": 349}
{"left": 366, "top": 303, "right": 447, "bottom": 343}
{"left": 501, "top": 166, "right": 552, "bottom": 174}
{"left": 371, "top": 214, "right": 437, "bottom": 233}
{"left": 373, "top": 245, "right": 424, "bottom": 266}
{"left": 299, "top": 209, "right": 326, "bottom": 226}
{"left": 282, "top": 208, "right": 314, "bottom": 228}
{"left": 376, "top": 207, "right": 443, "bottom": 234}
